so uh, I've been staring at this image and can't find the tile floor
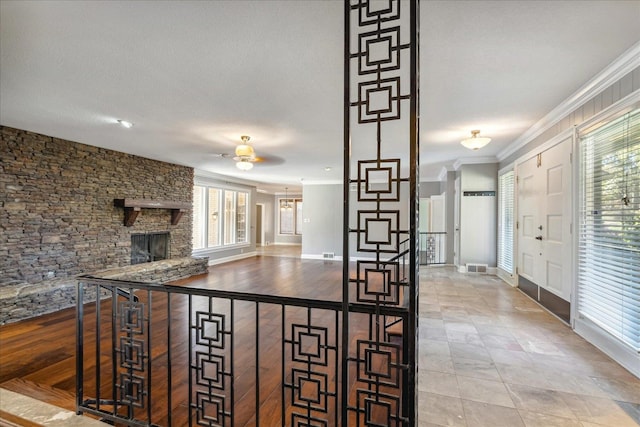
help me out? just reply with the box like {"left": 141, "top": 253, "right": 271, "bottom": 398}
{"left": 418, "top": 267, "right": 640, "bottom": 427}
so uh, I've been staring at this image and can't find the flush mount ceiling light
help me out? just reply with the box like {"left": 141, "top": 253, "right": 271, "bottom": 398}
{"left": 461, "top": 130, "right": 491, "bottom": 150}
{"left": 234, "top": 135, "right": 256, "bottom": 170}
{"left": 117, "top": 119, "right": 134, "bottom": 128}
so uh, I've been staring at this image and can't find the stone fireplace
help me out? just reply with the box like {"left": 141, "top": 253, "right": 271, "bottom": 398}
{"left": 1, "top": 126, "right": 205, "bottom": 324}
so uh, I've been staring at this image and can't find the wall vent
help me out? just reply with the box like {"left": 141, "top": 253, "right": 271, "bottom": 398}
{"left": 466, "top": 263, "right": 488, "bottom": 273}
{"left": 322, "top": 252, "right": 335, "bottom": 259}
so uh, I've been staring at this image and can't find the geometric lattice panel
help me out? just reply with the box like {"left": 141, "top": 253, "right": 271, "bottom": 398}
{"left": 119, "top": 301, "right": 144, "bottom": 335}
{"left": 195, "top": 311, "right": 227, "bottom": 349}
{"left": 285, "top": 307, "right": 338, "bottom": 427}
{"left": 347, "top": 0, "right": 417, "bottom": 423}
{"left": 353, "top": 260, "right": 401, "bottom": 305}
{"left": 358, "top": 77, "right": 401, "bottom": 123}
{"left": 190, "top": 300, "right": 232, "bottom": 427}
{"left": 357, "top": 210, "right": 400, "bottom": 253}
{"left": 358, "top": 27, "right": 400, "bottom": 75}
{"left": 356, "top": 339, "right": 401, "bottom": 388}
{"left": 357, "top": 159, "right": 401, "bottom": 201}
{"left": 291, "top": 324, "right": 329, "bottom": 366}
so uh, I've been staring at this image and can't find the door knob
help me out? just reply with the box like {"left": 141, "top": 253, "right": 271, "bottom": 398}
{"left": 535, "top": 235, "right": 543, "bottom": 240}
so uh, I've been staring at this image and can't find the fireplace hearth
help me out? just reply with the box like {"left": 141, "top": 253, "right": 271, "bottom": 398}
{"left": 131, "top": 232, "right": 170, "bottom": 265}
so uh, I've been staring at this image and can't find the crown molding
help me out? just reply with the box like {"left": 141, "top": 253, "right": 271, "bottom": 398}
{"left": 452, "top": 156, "right": 498, "bottom": 170}
{"left": 437, "top": 165, "right": 453, "bottom": 181}
{"left": 301, "top": 179, "right": 343, "bottom": 186}
{"left": 497, "top": 40, "right": 640, "bottom": 162}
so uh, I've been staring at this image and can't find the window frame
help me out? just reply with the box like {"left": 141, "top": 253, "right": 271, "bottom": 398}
{"left": 278, "top": 197, "right": 303, "bottom": 236}
{"left": 192, "top": 181, "right": 251, "bottom": 253}
{"left": 572, "top": 95, "right": 640, "bottom": 378}
{"left": 497, "top": 168, "right": 515, "bottom": 277}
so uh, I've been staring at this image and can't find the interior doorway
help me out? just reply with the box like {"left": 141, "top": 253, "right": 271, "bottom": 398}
{"left": 256, "top": 203, "right": 264, "bottom": 246}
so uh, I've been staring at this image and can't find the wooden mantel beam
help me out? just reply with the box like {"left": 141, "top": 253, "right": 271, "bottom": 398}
{"left": 114, "top": 199, "right": 191, "bottom": 227}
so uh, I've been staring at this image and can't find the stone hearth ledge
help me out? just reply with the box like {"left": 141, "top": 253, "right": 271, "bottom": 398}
{"left": 0, "top": 257, "right": 208, "bottom": 324}
{"left": 88, "top": 256, "right": 209, "bottom": 283}
{"left": 0, "top": 388, "right": 108, "bottom": 426}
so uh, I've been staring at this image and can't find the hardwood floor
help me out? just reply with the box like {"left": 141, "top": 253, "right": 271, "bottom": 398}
{"left": 0, "top": 254, "right": 404, "bottom": 426}
{"left": 3, "top": 256, "right": 637, "bottom": 426}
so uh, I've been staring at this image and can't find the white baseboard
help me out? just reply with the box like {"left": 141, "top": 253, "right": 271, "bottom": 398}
{"left": 575, "top": 318, "right": 640, "bottom": 379}
{"left": 300, "top": 254, "right": 343, "bottom": 261}
{"left": 497, "top": 269, "right": 516, "bottom": 287}
{"left": 208, "top": 251, "right": 257, "bottom": 266}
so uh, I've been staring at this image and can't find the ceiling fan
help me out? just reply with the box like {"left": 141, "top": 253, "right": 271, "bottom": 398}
{"left": 211, "top": 135, "right": 284, "bottom": 170}
{"left": 210, "top": 135, "right": 258, "bottom": 170}
{"left": 233, "top": 135, "right": 256, "bottom": 170}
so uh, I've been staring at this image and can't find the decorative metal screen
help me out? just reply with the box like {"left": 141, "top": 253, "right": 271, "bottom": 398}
{"left": 76, "top": 2, "right": 419, "bottom": 426}
{"left": 343, "top": 0, "right": 419, "bottom": 425}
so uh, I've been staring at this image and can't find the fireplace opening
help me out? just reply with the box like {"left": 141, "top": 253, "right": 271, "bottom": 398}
{"left": 131, "top": 232, "right": 170, "bottom": 265}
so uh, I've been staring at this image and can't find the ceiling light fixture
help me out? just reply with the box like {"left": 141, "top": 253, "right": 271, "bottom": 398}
{"left": 117, "top": 119, "right": 134, "bottom": 128}
{"left": 461, "top": 130, "right": 491, "bottom": 150}
{"left": 283, "top": 187, "right": 292, "bottom": 209}
{"left": 236, "top": 158, "right": 254, "bottom": 171}
{"left": 234, "top": 135, "right": 256, "bottom": 170}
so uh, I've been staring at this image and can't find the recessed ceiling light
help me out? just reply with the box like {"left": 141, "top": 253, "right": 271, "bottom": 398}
{"left": 117, "top": 119, "right": 134, "bottom": 129}
{"left": 324, "top": 167, "right": 332, "bottom": 171}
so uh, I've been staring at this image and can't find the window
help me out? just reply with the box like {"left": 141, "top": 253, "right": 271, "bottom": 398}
{"left": 192, "top": 186, "right": 205, "bottom": 250}
{"left": 577, "top": 108, "right": 639, "bottom": 353}
{"left": 208, "top": 188, "right": 221, "bottom": 247}
{"left": 279, "top": 198, "right": 302, "bottom": 235}
{"left": 192, "top": 184, "right": 249, "bottom": 250}
{"left": 498, "top": 170, "right": 515, "bottom": 274}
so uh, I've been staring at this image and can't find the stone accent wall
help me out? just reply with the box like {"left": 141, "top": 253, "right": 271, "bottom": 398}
{"left": 0, "top": 126, "right": 196, "bottom": 323}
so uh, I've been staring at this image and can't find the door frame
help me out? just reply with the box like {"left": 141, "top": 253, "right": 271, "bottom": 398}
{"left": 514, "top": 128, "right": 574, "bottom": 306}
{"left": 255, "top": 203, "right": 265, "bottom": 246}
{"left": 453, "top": 177, "right": 460, "bottom": 269}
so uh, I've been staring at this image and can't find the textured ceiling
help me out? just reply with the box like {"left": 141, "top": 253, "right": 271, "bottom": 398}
{"left": 1, "top": 1, "right": 639, "bottom": 192}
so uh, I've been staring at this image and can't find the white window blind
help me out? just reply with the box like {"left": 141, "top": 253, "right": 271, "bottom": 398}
{"left": 498, "top": 171, "right": 515, "bottom": 274}
{"left": 578, "top": 108, "right": 640, "bottom": 352}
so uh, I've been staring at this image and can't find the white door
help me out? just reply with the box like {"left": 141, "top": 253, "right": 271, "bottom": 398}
{"left": 430, "top": 194, "right": 446, "bottom": 233}
{"left": 256, "top": 204, "right": 264, "bottom": 246}
{"left": 419, "top": 198, "right": 430, "bottom": 232}
{"left": 517, "top": 154, "right": 542, "bottom": 286}
{"left": 539, "top": 139, "right": 572, "bottom": 300}
{"left": 454, "top": 178, "right": 460, "bottom": 267}
{"left": 517, "top": 137, "right": 572, "bottom": 301}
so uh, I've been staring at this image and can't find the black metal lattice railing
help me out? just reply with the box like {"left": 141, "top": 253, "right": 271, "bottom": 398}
{"left": 419, "top": 232, "right": 446, "bottom": 265}
{"left": 76, "top": 275, "right": 411, "bottom": 426}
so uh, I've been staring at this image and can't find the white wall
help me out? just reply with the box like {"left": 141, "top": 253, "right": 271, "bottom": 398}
{"left": 301, "top": 181, "right": 412, "bottom": 260}
{"left": 301, "top": 184, "right": 343, "bottom": 257}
